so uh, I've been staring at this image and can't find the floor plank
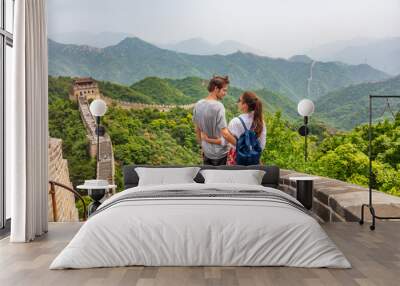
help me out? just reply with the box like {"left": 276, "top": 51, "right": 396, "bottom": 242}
{"left": 0, "top": 222, "right": 399, "bottom": 286}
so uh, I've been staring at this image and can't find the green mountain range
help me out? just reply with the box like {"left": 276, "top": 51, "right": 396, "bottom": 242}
{"left": 48, "top": 37, "right": 389, "bottom": 101}
{"left": 97, "top": 76, "right": 298, "bottom": 120}
{"left": 316, "top": 75, "right": 400, "bottom": 130}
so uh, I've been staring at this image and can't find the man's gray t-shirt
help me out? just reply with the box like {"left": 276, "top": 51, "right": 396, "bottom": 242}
{"left": 193, "top": 99, "right": 229, "bottom": 159}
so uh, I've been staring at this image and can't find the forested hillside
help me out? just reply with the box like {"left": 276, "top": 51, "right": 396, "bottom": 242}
{"left": 316, "top": 75, "right": 400, "bottom": 129}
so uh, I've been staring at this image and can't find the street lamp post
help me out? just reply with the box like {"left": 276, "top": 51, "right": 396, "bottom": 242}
{"left": 297, "top": 99, "right": 315, "bottom": 162}
{"left": 89, "top": 99, "right": 107, "bottom": 178}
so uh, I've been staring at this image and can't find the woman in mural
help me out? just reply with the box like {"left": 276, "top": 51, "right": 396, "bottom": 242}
{"left": 201, "top": 91, "right": 266, "bottom": 165}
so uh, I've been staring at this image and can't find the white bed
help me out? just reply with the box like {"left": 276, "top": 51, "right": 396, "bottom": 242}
{"left": 50, "top": 183, "right": 351, "bottom": 269}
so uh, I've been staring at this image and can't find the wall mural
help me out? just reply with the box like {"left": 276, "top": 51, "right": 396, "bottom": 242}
{"left": 46, "top": 1, "right": 400, "bottom": 220}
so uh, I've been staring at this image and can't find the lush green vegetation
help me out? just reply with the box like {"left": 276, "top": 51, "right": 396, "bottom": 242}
{"left": 98, "top": 81, "right": 151, "bottom": 103}
{"left": 166, "top": 77, "right": 209, "bottom": 99}
{"left": 102, "top": 107, "right": 202, "bottom": 190}
{"left": 265, "top": 112, "right": 400, "bottom": 196}
{"left": 130, "top": 77, "right": 191, "bottom": 104}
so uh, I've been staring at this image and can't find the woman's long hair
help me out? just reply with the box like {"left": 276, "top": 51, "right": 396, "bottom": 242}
{"left": 241, "top": 91, "right": 264, "bottom": 137}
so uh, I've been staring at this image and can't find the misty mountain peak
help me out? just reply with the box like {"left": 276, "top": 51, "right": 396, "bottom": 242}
{"left": 116, "top": 37, "right": 157, "bottom": 49}
{"left": 289, "top": 55, "right": 313, "bottom": 64}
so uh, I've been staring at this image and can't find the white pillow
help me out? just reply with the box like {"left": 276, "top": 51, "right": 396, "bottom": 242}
{"left": 200, "top": 169, "right": 265, "bottom": 185}
{"left": 135, "top": 167, "right": 201, "bottom": 186}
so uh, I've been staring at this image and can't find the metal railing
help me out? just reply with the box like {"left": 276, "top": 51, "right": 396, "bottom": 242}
{"left": 48, "top": 180, "right": 87, "bottom": 221}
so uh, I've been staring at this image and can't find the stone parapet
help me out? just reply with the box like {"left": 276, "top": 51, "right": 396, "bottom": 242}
{"left": 279, "top": 169, "right": 400, "bottom": 222}
{"left": 99, "top": 94, "right": 195, "bottom": 111}
{"left": 48, "top": 138, "right": 79, "bottom": 222}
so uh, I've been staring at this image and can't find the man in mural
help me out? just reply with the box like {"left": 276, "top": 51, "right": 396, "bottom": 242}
{"left": 192, "top": 75, "right": 237, "bottom": 165}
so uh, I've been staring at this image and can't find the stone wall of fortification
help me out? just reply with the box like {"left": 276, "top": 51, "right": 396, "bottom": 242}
{"left": 48, "top": 138, "right": 79, "bottom": 222}
{"left": 279, "top": 169, "right": 400, "bottom": 222}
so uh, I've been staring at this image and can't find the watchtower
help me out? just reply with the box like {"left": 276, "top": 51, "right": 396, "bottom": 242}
{"left": 69, "top": 77, "right": 100, "bottom": 101}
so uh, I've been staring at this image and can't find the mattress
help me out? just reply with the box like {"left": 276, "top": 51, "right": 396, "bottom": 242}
{"left": 50, "top": 183, "right": 351, "bottom": 269}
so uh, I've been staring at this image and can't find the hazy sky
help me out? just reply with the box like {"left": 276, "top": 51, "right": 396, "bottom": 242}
{"left": 47, "top": 0, "right": 400, "bottom": 57}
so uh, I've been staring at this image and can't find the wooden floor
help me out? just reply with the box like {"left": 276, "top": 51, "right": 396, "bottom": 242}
{"left": 0, "top": 222, "right": 399, "bottom": 286}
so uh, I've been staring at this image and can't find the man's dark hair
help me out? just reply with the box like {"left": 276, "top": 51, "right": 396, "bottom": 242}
{"left": 207, "top": 75, "right": 230, "bottom": 92}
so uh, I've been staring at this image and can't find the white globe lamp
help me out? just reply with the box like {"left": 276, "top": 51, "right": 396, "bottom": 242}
{"left": 297, "top": 99, "right": 315, "bottom": 117}
{"left": 89, "top": 99, "right": 108, "bottom": 179}
{"left": 297, "top": 99, "right": 315, "bottom": 162}
{"left": 89, "top": 99, "right": 107, "bottom": 117}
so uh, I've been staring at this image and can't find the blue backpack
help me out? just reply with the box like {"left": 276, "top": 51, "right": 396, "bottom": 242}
{"left": 236, "top": 117, "right": 262, "bottom": 165}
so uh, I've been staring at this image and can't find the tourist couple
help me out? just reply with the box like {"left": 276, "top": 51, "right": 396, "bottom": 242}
{"left": 193, "top": 75, "right": 266, "bottom": 166}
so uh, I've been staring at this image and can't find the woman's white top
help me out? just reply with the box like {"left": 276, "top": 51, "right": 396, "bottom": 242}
{"left": 223, "top": 112, "right": 267, "bottom": 149}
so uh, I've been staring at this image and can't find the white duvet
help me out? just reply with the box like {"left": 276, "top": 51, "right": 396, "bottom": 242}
{"left": 50, "top": 183, "right": 351, "bottom": 269}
